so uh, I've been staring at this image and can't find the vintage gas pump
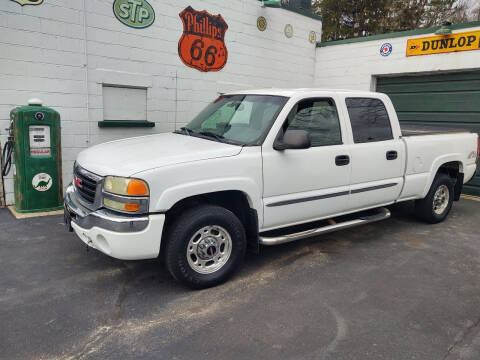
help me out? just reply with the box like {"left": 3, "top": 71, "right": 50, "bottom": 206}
{"left": 1, "top": 99, "right": 63, "bottom": 212}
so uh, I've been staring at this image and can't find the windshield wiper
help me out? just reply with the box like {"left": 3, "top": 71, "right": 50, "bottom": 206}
{"left": 197, "top": 131, "right": 226, "bottom": 142}
{"left": 174, "top": 126, "right": 192, "bottom": 136}
{"left": 179, "top": 129, "right": 244, "bottom": 145}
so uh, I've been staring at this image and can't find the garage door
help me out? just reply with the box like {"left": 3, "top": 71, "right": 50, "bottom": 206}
{"left": 377, "top": 71, "right": 480, "bottom": 196}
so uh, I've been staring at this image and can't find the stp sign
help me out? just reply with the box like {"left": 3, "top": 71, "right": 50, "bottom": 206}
{"left": 178, "top": 6, "right": 228, "bottom": 72}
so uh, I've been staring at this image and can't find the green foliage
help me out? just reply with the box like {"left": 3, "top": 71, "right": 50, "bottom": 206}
{"left": 313, "top": 0, "right": 469, "bottom": 41}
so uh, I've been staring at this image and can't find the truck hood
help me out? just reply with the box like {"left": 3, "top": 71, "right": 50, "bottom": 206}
{"left": 76, "top": 133, "right": 242, "bottom": 177}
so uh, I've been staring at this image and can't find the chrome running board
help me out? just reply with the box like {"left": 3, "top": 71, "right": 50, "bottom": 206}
{"left": 259, "top": 207, "right": 391, "bottom": 246}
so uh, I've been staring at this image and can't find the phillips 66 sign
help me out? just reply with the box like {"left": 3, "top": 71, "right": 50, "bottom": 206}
{"left": 178, "top": 6, "right": 229, "bottom": 72}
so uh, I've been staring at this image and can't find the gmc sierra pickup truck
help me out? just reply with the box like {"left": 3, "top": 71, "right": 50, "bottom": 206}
{"left": 65, "top": 89, "right": 479, "bottom": 288}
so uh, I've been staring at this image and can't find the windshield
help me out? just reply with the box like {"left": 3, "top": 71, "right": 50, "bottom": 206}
{"left": 182, "top": 95, "right": 288, "bottom": 145}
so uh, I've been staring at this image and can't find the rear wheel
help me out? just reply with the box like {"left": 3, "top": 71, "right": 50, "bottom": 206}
{"left": 415, "top": 173, "right": 454, "bottom": 224}
{"left": 165, "top": 205, "right": 246, "bottom": 289}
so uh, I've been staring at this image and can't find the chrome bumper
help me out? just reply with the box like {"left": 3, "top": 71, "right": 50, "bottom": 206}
{"left": 64, "top": 184, "right": 149, "bottom": 233}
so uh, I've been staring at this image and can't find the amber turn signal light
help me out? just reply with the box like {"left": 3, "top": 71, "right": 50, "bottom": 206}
{"left": 124, "top": 203, "right": 141, "bottom": 212}
{"left": 103, "top": 198, "right": 141, "bottom": 213}
{"left": 127, "top": 179, "right": 149, "bottom": 196}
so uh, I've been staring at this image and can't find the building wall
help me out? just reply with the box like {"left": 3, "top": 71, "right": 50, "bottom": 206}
{"left": 0, "top": 0, "right": 87, "bottom": 205}
{"left": 313, "top": 25, "right": 480, "bottom": 90}
{"left": 0, "top": 0, "right": 322, "bottom": 205}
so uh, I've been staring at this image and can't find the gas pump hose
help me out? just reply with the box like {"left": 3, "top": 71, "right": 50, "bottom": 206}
{"left": 1, "top": 140, "right": 13, "bottom": 177}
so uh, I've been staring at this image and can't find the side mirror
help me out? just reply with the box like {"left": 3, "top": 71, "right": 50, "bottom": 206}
{"left": 274, "top": 130, "right": 311, "bottom": 150}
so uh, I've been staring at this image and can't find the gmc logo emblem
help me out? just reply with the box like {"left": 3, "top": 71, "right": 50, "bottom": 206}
{"left": 74, "top": 176, "right": 83, "bottom": 189}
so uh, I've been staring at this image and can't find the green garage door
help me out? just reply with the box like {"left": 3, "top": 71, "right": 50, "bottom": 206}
{"left": 377, "top": 71, "right": 480, "bottom": 196}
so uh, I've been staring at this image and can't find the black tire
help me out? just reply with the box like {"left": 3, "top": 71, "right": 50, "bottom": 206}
{"left": 165, "top": 204, "right": 247, "bottom": 289}
{"left": 415, "top": 173, "right": 454, "bottom": 224}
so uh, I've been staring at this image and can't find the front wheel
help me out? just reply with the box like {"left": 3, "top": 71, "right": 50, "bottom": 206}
{"left": 415, "top": 173, "right": 454, "bottom": 224}
{"left": 165, "top": 205, "right": 247, "bottom": 289}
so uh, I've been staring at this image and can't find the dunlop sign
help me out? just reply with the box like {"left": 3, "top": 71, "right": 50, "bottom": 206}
{"left": 406, "top": 30, "right": 480, "bottom": 57}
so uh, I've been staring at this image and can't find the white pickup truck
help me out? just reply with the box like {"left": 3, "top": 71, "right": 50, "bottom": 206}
{"left": 65, "top": 89, "right": 479, "bottom": 288}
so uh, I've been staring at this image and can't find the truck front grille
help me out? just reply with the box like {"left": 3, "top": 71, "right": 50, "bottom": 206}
{"left": 73, "top": 165, "right": 101, "bottom": 204}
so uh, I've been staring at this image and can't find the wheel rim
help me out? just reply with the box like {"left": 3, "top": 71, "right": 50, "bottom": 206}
{"left": 433, "top": 185, "right": 449, "bottom": 215}
{"left": 186, "top": 225, "right": 232, "bottom": 274}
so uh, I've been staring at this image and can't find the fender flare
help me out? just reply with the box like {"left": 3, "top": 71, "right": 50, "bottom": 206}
{"left": 421, "top": 154, "right": 464, "bottom": 198}
{"left": 154, "top": 177, "right": 263, "bottom": 221}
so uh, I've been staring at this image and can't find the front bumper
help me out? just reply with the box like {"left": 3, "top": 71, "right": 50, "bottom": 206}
{"left": 64, "top": 184, "right": 165, "bottom": 260}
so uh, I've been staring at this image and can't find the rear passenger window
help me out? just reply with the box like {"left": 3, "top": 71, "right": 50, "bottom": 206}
{"left": 284, "top": 98, "right": 342, "bottom": 147}
{"left": 345, "top": 98, "right": 393, "bottom": 143}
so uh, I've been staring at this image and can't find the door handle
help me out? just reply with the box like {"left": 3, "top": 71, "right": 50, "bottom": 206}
{"left": 386, "top": 151, "right": 398, "bottom": 160}
{"left": 335, "top": 155, "right": 350, "bottom": 166}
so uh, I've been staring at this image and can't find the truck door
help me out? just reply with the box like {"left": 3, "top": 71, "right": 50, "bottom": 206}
{"left": 262, "top": 97, "right": 351, "bottom": 230}
{"left": 344, "top": 97, "right": 405, "bottom": 210}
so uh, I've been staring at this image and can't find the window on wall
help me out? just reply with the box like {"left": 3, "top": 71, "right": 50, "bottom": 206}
{"left": 345, "top": 98, "right": 393, "bottom": 143}
{"left": 283, "top": 98, "right": 342, "bottom": 146}
{"left": 102, "top": 85, "right": 147, "bottom": 121}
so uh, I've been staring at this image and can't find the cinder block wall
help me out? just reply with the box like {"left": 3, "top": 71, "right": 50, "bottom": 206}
{"left": 0, "top": 0, "right": 87, "bottom": 205}
{"left": 0, "top": 0, "right": 322, "bottom": 205}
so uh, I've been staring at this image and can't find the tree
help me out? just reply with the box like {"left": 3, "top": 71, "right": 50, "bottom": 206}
{"left": 383, "top": 0, "right": 429, "bottom": 32}
{"left": 450, "top": 0, "right": 480, "bottom": 23}
{"left": 312, "top": 0, "right": 394, "bottom": 40}
{"left": 312, "top": 0, "right": 473, "bottom": 41}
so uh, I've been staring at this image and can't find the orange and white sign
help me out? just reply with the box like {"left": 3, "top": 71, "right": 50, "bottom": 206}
{"left": 406, "top": 30, "right": 480, "bottom": 57}
{"left": 178, "top": 6, "right": 228, "bottom": 72}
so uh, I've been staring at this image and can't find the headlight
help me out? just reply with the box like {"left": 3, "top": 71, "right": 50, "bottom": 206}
{"left": 104, "top": 198, "right": 142, "bottom": 212}
{"left": 104, "top": 176, "right": 149, "bottom": 196}
{"left": 103, "top": 176, "right": 149, "bottom": 214}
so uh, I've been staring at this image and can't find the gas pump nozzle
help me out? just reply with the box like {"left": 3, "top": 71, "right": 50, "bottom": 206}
{"left": 1, "top": 120, "right": 14, "bottom": 177}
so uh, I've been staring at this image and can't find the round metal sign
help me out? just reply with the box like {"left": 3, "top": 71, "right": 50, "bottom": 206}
{"left": 284, "top": 24, "right": 293, "bottom": 38}
{"left": 257, "top": 16, "right": 267, "bottom": 31}
{"left": 113, "top": 0, "right": 155, "bottom": 29}
{"left": 32, "top": 173, "right": 52, "bottom": 192}
{"left": 380, "top": 43, "right": 392, "bottom": 56}
{"left": 11, "top": 0, "right": 44, "bottom": 5}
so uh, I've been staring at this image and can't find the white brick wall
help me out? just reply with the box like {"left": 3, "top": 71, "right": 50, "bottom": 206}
{"left": 0, "top": 0, "right": 321, "bottom": 205}
{"left": 0, "top": 0, "right": 88, "bottom": 205}
{"left": 314, "top": 26, "right": 480, "bottom": 90}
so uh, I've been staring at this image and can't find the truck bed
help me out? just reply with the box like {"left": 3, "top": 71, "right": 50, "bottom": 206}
{"left": 401, "top": 125, "right": 472, "bottom": 137}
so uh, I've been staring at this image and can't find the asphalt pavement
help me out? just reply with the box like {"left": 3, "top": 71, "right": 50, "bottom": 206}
{"left": 1, "top": 199, "right": 479, "bottom": 360}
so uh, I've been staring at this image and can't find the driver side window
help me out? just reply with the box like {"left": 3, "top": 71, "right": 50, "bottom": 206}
{"left": 284, "top": 98, "right": 342, "bottom": 147}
